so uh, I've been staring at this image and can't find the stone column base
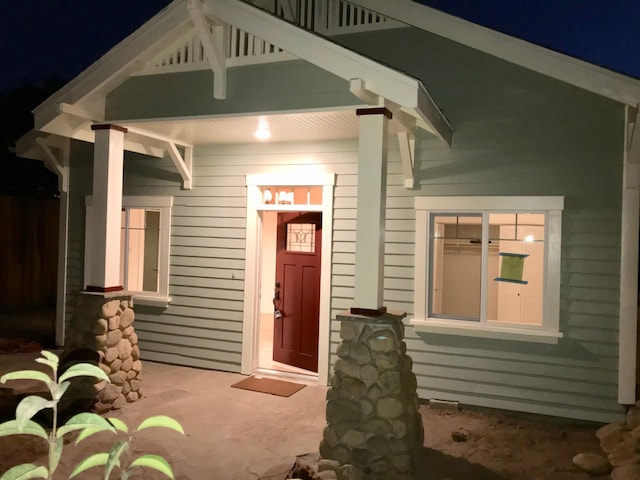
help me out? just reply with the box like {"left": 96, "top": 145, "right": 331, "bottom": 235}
{"left": 319, "top": 311, "right": 423, "bottom": 480}
{"left": 64, "top": 291, "right": 142, "bottom": 412}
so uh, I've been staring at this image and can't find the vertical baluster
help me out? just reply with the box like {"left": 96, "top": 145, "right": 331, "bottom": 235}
{"left": 314, "top": 0, "right": 326, "bottom": 32}
{"left": 239, "top": 30, "right": 247, "bottom": 58}
{"left": 304, "top": 0, "right": 312, "bottom": 28}
{"left": 230, "top": 26, "right": 238, "bottom": 59}
{"left": 332, "top": 0, "right": 341, "bottom": 29}
{"left": 254, "top": 34, "right": 263, "bottom": 56}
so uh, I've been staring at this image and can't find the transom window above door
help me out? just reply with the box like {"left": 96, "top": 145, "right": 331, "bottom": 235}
{"left": 260, "top": 185, "right": 323, "bottom": 206}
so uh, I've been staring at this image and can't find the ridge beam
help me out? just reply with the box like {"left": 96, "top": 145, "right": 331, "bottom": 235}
{"left": 165, "top": 141, "right": 193, "bottom": 190}
{"left": 188, "top": 0, "right": 227, "bottom": 99}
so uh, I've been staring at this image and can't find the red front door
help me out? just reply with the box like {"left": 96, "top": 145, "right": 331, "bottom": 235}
{"left": 273, "top": 212, "right": 321, "bottom": 372}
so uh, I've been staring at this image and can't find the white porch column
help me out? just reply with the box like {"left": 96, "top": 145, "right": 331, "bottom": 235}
{"left": 86, "top": 124, "right": 127, "bottom": 292}
{"left": 619, "top": 106, "right": 640, "bottom": 404}
{"left": 352, "top": 107, "right": 392, "bottom": 314}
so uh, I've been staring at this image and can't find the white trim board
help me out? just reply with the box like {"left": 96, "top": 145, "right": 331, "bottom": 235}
{"left": 619, "top": 105, "right": 640, "bottom": 404}
{"left": 412, "top": 195, "right": 564, "bottom": 344}
{"left": 242, "top": 172, "right": 335, "bottom": 385}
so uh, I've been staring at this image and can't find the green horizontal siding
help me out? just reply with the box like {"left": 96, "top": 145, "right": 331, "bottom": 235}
{"left": 59, "top": 23, "right": 628, "bottom": 424}
{"left": 333, "top": 27, "right": 624, "bottom": 423}
{"left": 106, "top": 60, "right": 360, "bottom": 120}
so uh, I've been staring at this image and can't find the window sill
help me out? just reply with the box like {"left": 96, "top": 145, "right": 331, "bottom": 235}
{"left": 410, "top": 318, "right": 563, "bottom": 344}
{"left": 131, "top": 294, "right": 171, "bottom": 308}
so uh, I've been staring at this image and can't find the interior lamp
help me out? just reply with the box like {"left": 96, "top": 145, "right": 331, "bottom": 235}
{"left": 278, "top": 190, "right": 293, "bottom": 205}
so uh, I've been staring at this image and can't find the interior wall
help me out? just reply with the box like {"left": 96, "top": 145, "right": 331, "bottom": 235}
{"left": 260, "top": 211, "right": 277, "bottom": 313}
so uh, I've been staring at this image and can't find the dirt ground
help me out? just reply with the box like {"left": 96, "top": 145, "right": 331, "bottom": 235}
{"left": 0, "top": 400, "right": 606, "bottom": 480}
{"left": 415, "top": 406, "right": 605, "bottom": 480}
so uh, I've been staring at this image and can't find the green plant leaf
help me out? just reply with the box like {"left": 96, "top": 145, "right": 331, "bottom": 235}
{"left": 57, "top": 412, "right": 116, "bottom": 438}
{"left": 74, "top": 426, "right": 102, "bottom": 444}
{"left": 107, "top": 417, "right": 129, "bottom": 433}
{"left": 0, "top": 420, "right": 48, "bottom": 440}
{"left": 0, "top": 463, "right": 48, "bottom": 480}
{"left": 39, "top": 351, "right": 59, "bottom": 364}
{"left": 15, "top": 396, "right": 54, "bottom": 429}
{"left": 69, "top": 453, "right": 109, "bottom": 478}
{"left": 129, "top": 455, "right": 174, "bottom": 479}
{"left": 51, "top": 381, "right": 70, "bottom": 402}
{"left": 105, "top": 440, "right": 128, "bottom": 480}
{"left": 48, "top": 437, "right": 63, "bottom": 474}
{"left": 136, "top": 416, "right": 184, "bottom": 435}
{"left": 58, "top": 363, "right": 110, "bottom": 383}
{"left": 34, "top": 358, "right": 57, "bottom": 373}
{"left": 0, "top": 370, "right": 51, "bottom": 386}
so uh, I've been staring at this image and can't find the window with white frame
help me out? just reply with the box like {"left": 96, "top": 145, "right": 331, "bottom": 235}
{"left": 85, "top": 196, "right": 172, "bottom": 305}
{"left": 411, "top": 196, "right": 564, "bottom": 344}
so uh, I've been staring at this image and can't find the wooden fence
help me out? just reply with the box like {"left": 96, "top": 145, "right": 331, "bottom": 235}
{"left": 0, "top": 195, "right": 59, "bottom": 311}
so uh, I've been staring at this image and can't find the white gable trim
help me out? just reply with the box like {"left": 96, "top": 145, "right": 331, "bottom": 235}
{"left": 32, "top": 0, "right": 451, "bottom": 146}
{"left": 33, "top": 1, "right": 193, "bottom": 132}
{"left": 202, "top": 0, "right": 451, "bottom": 144}
{"left": 352, "top": 0, "right": 640, "bottom": 106}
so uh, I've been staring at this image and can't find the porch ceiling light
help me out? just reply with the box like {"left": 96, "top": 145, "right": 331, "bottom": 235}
{"left": 255, "top": 118, "right": 271, "bottom": 140}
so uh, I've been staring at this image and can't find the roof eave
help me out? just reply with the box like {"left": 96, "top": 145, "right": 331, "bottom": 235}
{"left": 351, "top": 0, "right": 640, "bottom": 106}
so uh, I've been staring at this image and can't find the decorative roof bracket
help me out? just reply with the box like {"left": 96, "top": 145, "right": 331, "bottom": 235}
{"left": 35, "top": 136, "right": 69, "bottom": 192}
{"left": 165, "top": 142, "right": 193, "bottom": 190}
{"left": 350, "top": 78, "right": 381, "bottom": 105}
{"left": 627, "top": 105, "right": 639, "bottom": 154}
{"left": 188, "top": 0, "right": 228, "bottom": 99}
{"left": 397, "top": 131, "right": 416, "bottom": 189}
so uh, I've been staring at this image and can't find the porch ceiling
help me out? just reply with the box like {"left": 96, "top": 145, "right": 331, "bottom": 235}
{"left": 116, "top": 108, "right": 400, "bottom": 146}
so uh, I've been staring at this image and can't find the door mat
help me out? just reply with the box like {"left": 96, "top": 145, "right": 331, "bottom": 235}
{"left": 231, "top": 376, "right": 305, "bottom": 397}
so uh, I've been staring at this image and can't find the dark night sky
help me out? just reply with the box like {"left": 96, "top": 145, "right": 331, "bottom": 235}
{"left": 0, "top": 0, "right": 638, "bottom": 91}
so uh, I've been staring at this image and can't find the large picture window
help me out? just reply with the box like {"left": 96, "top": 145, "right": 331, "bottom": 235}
{"left": 85, "top": 196, "right": 172, "bottom": 306}
{"left": 412, "top": 196, "right": 563, "bottom": 344}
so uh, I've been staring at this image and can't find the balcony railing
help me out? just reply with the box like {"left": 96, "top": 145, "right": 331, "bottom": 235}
{"left": 143, "top": 0, "right": 401, "bottom": 74}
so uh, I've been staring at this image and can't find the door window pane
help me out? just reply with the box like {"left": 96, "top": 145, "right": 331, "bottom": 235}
{"left": 286, "top": 223, "right": 315, "bottom": 252}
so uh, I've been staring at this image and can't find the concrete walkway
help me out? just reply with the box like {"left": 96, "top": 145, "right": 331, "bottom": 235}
{"left": 1, "top": 354, "right": 328, "bottom": 479}
{"left": 108, "top": 362, "right": 328, "bottom": 479}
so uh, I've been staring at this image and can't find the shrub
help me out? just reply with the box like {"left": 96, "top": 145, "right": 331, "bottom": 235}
{"left": 0, "top": 351, "right": 183, "bottom": 480}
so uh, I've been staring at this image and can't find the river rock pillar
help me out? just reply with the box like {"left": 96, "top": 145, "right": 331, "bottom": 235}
{"left": 64, "top": 292, "right": 141, "bottom": 412}
{"left": 319, "top": 311, "right": 423, "bottom": 480}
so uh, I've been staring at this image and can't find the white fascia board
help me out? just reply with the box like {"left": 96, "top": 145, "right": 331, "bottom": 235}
{"left": 33, "top": 0, "right": 191, "bottom": 132}
{"left": 352, "top": 0, "right": 640, "bottom": 106}
{"left": 203, "top": 0, "right": 423, "bottom": 108}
